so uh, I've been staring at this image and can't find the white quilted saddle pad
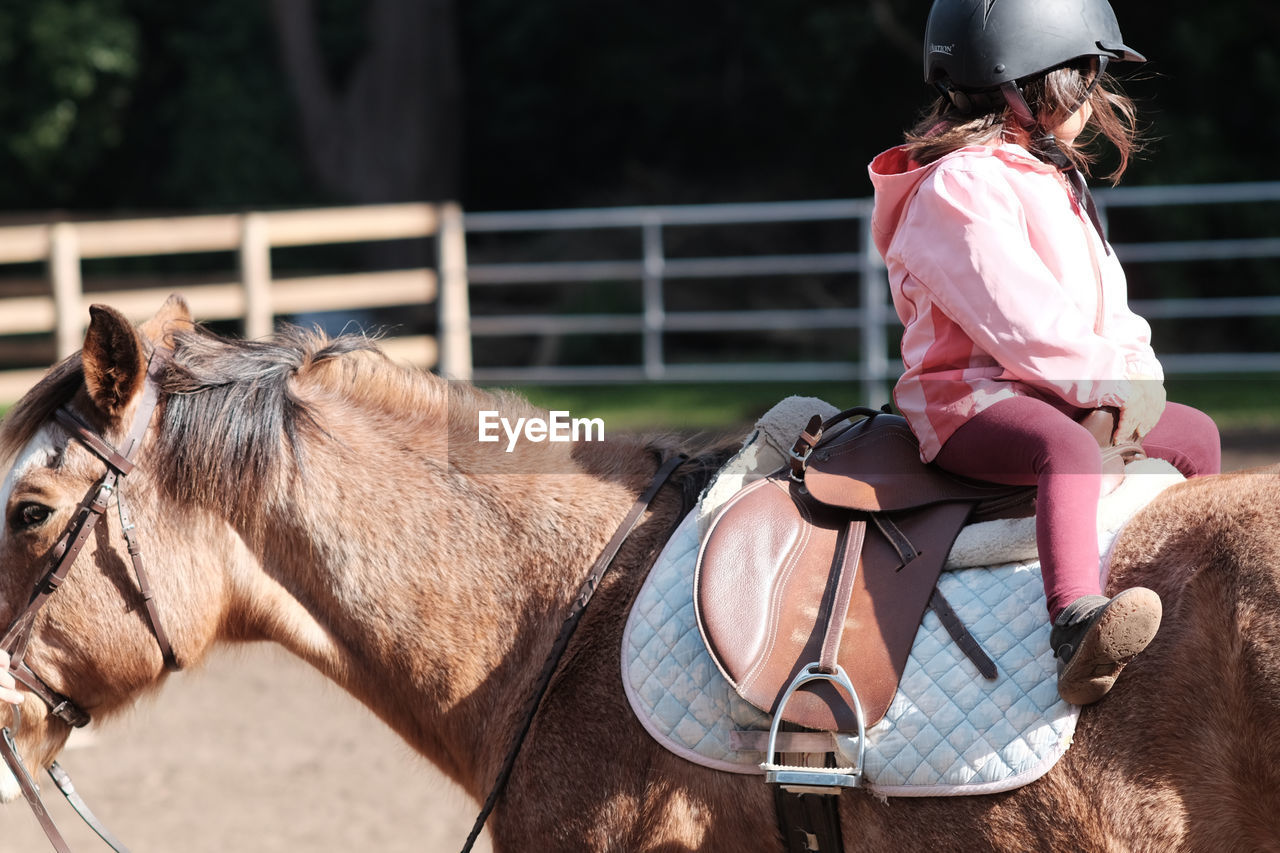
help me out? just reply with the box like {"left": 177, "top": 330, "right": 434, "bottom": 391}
{"left": 621, "top": 404, "right": 1184, "bottom": 797}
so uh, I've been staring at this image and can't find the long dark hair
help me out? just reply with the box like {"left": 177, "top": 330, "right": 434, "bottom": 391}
{"left": 904, "top": 64, "right": 1143, "bottom": 184}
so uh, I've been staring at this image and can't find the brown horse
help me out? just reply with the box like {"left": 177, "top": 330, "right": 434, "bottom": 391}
{"left": 2, "top": 296, "right": 1280, "bottom": 851}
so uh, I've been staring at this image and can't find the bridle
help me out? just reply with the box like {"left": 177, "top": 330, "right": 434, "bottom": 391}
{"left": 0, "top": 348, "right": 180, "bottom": 853}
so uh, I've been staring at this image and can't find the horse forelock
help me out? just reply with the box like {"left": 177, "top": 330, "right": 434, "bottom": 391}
{"left": 154, "top": 324, "right": 388, "bottom": 522}
{"left": 0, "top": 355, "right": 85, "bottom": 464}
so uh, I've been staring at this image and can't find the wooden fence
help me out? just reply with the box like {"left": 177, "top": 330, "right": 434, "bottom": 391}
{"left": 0, "top": 202, "right": 472, "bottom": 402}
{"left": 4, "top": 184, "right": 1280, "bottom": 405}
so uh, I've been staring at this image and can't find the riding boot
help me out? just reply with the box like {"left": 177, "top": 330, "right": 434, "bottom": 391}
{"left": 1050, "top": 587, "right": 1162, "bottom": 705}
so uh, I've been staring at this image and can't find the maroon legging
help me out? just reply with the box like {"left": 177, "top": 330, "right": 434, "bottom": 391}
{"left": 933, "top": 396, "right": 1221, "bottom": 620}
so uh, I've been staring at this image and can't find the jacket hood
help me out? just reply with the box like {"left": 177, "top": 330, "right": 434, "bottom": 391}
{"left": 868, "top": 147, "right": 929, "bottom": 259}
{"left": 867, "top": 143, "right": 1052, "bottom": 258}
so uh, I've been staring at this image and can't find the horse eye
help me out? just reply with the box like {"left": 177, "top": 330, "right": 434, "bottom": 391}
{"left": 12, "top": 502, "right": 53, "bottom": 531}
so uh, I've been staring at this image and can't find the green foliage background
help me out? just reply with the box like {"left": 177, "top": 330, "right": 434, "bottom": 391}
{"left": 3, "top": 1, "right": 1279, "bottom": 214}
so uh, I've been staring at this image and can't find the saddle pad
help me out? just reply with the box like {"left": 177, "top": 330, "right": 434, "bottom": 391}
{"left": 622, "top": 459, "right": 1184, "bottom": 796}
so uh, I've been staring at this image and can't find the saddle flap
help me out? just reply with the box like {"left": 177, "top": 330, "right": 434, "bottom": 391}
{"left": 694, "top": 472, "right": 973, "bottom": 732}
{"left": 803, "top": 415, "right": 1020, "bottom": 513}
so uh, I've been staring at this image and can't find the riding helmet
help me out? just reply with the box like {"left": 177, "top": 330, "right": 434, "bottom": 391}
{"left": 923, "top": 0, "right": 1146, "bottom": 111}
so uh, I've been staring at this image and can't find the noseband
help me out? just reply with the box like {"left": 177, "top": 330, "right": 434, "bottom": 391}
{"left": 1, "top": 349, "right": 180, "bottom": 853}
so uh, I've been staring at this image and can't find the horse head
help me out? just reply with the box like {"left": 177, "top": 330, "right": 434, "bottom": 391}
{"left": 0, "top": 296, "right": 240, "bottom": 801}
{"left": 0, "top": 293, "right": 664, "bottom": 817}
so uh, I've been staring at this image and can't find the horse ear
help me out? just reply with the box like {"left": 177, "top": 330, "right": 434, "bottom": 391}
{"left": 139, "top": 293, "right": 194, "bottom": 349}
{"left": 82, "top": 304, "right": 148, "bottom": 420}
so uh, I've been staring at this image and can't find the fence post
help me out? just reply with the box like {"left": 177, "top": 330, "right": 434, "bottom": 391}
{"left": 50, "top": 223, "right": 83, "bottom": 359}
{"left": 240, "top": 213, "right": 273, "bottom": 339}
{"left": 437, "top": 202, "right": 473, "bottom": 381}
{"left": 859, "top": 215, "right": 890, "bottom": 406}
{"left": 641, "top": 216, "right": 666, "bottom": 380}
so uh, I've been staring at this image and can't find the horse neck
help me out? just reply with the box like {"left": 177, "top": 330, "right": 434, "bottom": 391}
{"left": 222, "top": 378, "right": 661, "bottom": 790}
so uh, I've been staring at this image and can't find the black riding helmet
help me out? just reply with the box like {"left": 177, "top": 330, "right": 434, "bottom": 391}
{"left": 923, "top": 0, "right": 1146, "bottom": 121}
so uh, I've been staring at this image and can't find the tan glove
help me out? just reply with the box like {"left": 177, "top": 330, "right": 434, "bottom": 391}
{"left": 1114, "top": 376, "right": 1166, "bottom": 443}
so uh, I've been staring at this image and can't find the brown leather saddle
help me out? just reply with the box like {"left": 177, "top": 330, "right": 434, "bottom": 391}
{"left": 694, "top": 406, "right": 1139, "bottom": 737}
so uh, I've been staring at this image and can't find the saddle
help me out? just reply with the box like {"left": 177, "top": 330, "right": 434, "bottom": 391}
{"left": 694, "top": 406, "right": 1139, "bottom": 736}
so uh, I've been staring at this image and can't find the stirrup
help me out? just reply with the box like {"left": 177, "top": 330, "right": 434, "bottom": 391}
{"left": 761, "top": 662, "right": 866, "bottom": 795}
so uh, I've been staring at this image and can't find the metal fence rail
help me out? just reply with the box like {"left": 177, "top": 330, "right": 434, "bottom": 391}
{"left": 2, "top": 183, "right": 1279, "bottom": 405}
{"left": 462, "top": 199, "right": 890, "bottom": 401}
{"left": 460, "top": 183, "right": 1280, "bottom": 401}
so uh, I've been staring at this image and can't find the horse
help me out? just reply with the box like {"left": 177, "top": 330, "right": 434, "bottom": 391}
{"left": 2, "top": 295, "right": 1280, "bottom": 852}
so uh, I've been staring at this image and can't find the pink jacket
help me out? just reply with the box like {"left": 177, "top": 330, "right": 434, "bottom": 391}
{"left": 867, "top": 142, "right": 1162, "bottom": 461}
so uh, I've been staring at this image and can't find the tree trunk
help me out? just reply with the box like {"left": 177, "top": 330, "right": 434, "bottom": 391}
{"left": 269, "top": 0, "right": 462, "bottom": 204}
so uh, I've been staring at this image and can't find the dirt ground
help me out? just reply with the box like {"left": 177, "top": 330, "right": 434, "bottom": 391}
{"left": 0, "top": 436, "right": 1275, "bottom": 853}
{"left": 0, "top": 642, "right": 493, "bottom": 853}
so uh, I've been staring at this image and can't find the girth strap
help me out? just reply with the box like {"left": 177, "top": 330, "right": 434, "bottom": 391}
{"left": 774, "top": 786, "right": 844, "bottom": 853}
{"left": 928, "top": 587, "right": 998, "bottom": 680}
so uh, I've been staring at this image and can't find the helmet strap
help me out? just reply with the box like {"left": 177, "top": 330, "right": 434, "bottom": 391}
{"left": 999, "top": 80, "right": 1075, "bottom": 170}
{"left": 999, "top": 82, "right": 1036, "bottom": 129}
{"left": 1064, "top": 167, "right": 1112, "bottom": 254}
{"left": 999, "top": 81, "right": 1110, "bottom": 250}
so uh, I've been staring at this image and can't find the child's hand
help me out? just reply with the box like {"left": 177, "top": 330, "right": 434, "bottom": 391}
{"left": 0, "top": 651, "right": 23, "bottom": 706}
{"left": 1115, "top": 378, "right": 1166, "bottom": 442}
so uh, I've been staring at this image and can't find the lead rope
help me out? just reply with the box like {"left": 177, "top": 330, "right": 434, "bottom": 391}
{"left": 48, "top": 762, "right": 134, "bottom": 853}
{"left": 2, "top": 703, "right": 138, "bottom": 853}
{"left": 1, "top": 711, "right": 73, "bottom": 853}
{"left": 459, "top": 454, "right": 687, "bottom": 852}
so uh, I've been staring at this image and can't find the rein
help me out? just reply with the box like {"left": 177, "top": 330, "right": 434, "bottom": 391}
{"left": 460, "top": 453, "right": 687, "bottom": 853}
{"left": 1, "top": 349, "right": 180, "bottom": 853}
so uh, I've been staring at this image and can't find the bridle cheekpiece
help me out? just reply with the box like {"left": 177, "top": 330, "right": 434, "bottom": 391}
{"left": 0, "top": 346, "right": 179, "bottom": 853}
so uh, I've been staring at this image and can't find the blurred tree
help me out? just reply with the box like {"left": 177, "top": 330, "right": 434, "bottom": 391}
{"left": 457, "top": 0, "right": 930, "bottom": 208}
{"left": 269, "top": 0, "right": 462, "bottom": 203}
{"left": 0, "top": 0, "right": 1276, "bottom": 214}
{"left": 0, "top": 0, "right": 139, "bottom": 206}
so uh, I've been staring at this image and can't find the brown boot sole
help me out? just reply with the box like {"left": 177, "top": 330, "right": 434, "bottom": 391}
{"left": 1058, "top": 587, "right": 1162, "bottom": 706}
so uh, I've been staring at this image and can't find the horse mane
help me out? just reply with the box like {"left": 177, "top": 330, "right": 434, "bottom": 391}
{"left": 154, "top": 324, "right": 396, "bottom": 514}
{"left": 2, "top": 319, "right": 737, "bottom": 532}
{"left": 0, "top": 355, "right": 86, "bottom": 462}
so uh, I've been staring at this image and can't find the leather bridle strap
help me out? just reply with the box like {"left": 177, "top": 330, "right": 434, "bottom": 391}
{"left": 1, "top": 350, "right": 179, "bottom": 677}
{"left": 0, "top": 721, "right": 133, "bottom": 853}
{"left": 1, "top": 720, "right": 72, "bottom": 853}
{"left": 10, "top": 666, "right": 90, "bottom": 728}
{"left": 1, "top": 451, "right": 125, "bottom": 673}
{"left": 1, "top": 347, "right": 173, "bottom": 853}
{"left": 459, "top": 453, "right": 687, "bottom": 853}
{"left": 116, "top": 488, "right": 178, "bottom": 671}
{"left": 48, "top": 761, "right": 135, "bottom": 853}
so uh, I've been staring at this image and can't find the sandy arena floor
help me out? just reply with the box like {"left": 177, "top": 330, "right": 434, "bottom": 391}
{"left": 1, "top": 643, "right": 493, "bottom": 853}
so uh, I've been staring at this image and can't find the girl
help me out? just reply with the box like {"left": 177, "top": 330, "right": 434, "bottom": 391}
{"left": 868, "top": 0, "right": 1221, "bottom": 705}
